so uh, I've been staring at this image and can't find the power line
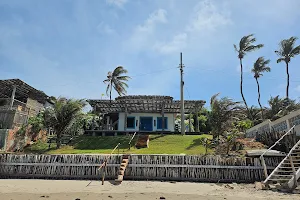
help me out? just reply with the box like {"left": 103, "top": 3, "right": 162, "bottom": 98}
{"left": 37, "top": 67, "right": 178, "bottom": 88}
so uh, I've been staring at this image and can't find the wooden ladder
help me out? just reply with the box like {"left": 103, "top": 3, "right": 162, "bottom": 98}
{"left": 115, "top": 155, "right": 129, "bottom": 184}
{"left": 264, "top": 139, "right": 300, "bottom": 190}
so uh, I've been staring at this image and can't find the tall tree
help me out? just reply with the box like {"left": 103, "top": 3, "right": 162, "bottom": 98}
{"left": 251, "top": 57, "right": 271, "bottom": 120}
{"left": 43, "top": 98, "right": 86, "bottom": 149}
{"left": 234, "top": 34, "right": 264, "bottom": 118}
{"left": 103, "top": 66, "right": 130, "bottom": 102}
{"left": 275, "top": 37, "right": 300, "bottom": 99}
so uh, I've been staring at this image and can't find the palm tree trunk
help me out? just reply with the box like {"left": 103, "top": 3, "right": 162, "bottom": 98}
{"left": 255, "top": 77, "right": 264, "bottom": 120}
{"left": 240, "top": 58, "right": 251, "bottom": 119}
{"left": 109, "top": 85, "right": 112, "bottom": 104}
{"left": 286, "top": 61, "right": 289, "bottom": 99}
{"left": 56, "top": 133, "right": 61, "bottom": 149}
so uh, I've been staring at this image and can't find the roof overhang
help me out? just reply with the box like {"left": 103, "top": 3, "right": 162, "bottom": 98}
{"left": 0, "top": 79, "right": 49, "bottom": 104}
{"left": 88, "top": 95, "right": 205, "bottom": 114}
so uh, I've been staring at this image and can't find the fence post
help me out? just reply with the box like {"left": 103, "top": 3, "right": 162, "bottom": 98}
{"left": 260, "top": 156, "right": 268, "bottom": 178}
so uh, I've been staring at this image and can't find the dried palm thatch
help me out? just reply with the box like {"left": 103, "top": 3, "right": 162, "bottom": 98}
{"left": 0, "top": 154, "right": 282, "bottom": 183}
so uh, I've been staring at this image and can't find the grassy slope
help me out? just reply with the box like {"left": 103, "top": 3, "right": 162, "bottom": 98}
{"left": 25, "top": 134, "right": 213, "bottom": 155}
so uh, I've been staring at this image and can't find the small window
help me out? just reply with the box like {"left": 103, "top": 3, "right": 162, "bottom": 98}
{"left": 157, "top": 117, "right": 168, "bottom": 129}
{"left": 127, "top": 117, "right": 135, "bottom": 128}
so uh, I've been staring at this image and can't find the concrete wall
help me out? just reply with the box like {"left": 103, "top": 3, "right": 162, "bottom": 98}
{"left": 118, "top": 112, "right": 175, "bottom": 132}
{"left": 246, "top": 109, "right": 300, "bottom": 137}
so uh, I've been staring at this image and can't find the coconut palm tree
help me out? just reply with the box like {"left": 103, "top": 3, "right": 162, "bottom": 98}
{"left": 43, "top": 98, "right": 86, "bottom": 149}
{"left": 275, "top": 37, "right": 300, "bottom": 99}
{"left": 234, "top": 34, "right": 264, "bottom": 118}
{"left": 209, "top": 93, "right": 242, "bottom": 140}
{"left": 103, "top": 66, "right": 130, "bottom": 102}
{"left": 251, "top": 57, "right": 271, "bottom": 120}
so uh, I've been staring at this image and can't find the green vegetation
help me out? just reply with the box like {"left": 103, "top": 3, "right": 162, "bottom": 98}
{"left": 25, "top": 134, "right": 213, "bottom": 155}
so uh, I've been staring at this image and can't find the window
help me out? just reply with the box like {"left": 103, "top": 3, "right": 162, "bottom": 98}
{"left": 157, "top": 117, "right": 168, "bottom": 129}
{"left": 127, "top": 117, "right": 135, "bottom": 128}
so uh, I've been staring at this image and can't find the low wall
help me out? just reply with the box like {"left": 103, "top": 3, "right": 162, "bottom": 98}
{"left": 0, "top": 154, "right": 282, "bottom": 183}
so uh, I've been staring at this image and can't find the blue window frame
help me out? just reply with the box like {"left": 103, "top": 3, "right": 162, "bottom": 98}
{"left": 127, "top": 117, "right": 135, "bottom": 129}
{"left": 157, "top": 117, "right": 168, "bottom": 129}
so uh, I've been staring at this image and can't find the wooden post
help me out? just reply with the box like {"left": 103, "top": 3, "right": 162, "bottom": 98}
{"left": 260, "top": 156, "right": 268, "bottom": 178}
{"left": 289, "top": 156, "right": 297, "bottom": 188}
{"left": 106, "top": 115, "right": 110, "bottom": 130}
{"left": 101, "top": 159, "right": 107, "bottom": 185}
{"left": 161, "top": 102, "right": 165, "bottom": 131}
{"left": 189, "top": 112, "right": 192, "bottom": 132}
{"left": 195, "top": 106, "right": 199, "bottom": 132}
{"left": 124, "top": 106, "right": 128, "bottom": 131}
{"left": 9, "top": 85, "right": 17, "bottom": 110}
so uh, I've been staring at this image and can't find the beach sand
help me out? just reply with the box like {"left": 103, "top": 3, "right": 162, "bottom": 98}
{"left": 0, "top": 179, "right": 299, "bottom": 200}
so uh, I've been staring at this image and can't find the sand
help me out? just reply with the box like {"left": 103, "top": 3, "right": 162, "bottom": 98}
{"left": 0, "top": 179, "right": 299, "bottom": 200}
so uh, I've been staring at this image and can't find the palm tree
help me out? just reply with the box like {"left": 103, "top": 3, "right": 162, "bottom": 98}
{"left": 234, "top": 34, "right": 264, "bottom": 118}
{"left": 43, "top": 98, "right": 86, "bottom": 148}
{"left": 209, "top": 93, "right": 242, "bottom": 140}
{"left": 251, "top": 57, "right": 271, "bottom": 120}
{"left": 275, "top": 37, "right": 300, "bottom": 99}
{"left": 103, "top": 66, "right": 130, "bottom": 102}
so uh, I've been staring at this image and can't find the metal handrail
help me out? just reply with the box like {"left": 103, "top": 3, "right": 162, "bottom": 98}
{"left": 264, "top": 135, "right": 300, "bottom": 183}
{"left": 260, "top": 125, "right": 295, "bottom": 159}
{"left": 260, "top": 125, "right": 295, "bottom": 179}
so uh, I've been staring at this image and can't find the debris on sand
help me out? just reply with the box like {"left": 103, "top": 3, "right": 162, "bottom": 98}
{"left": 160, "top": 197, "right": 166, "bottom": 199}
{"left": 224, "top": 184, "right": 234, "bottom": 189}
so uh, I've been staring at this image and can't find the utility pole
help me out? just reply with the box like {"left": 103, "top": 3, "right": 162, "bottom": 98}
{"left": 179, "top": 52, "right": 185, "bottom": 135}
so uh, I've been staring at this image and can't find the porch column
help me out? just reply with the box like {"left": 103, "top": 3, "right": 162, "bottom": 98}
{"left": 9, "top": 85, "right": 17, "bottom": 110}
{"left": 195, "top": 106, "right": 200, "bottom": 132}
{"left": 106, "top": 115, "right": 110, "bottom": 130}
{"left": 189, "top": 112, "right": 192, "bottom": 132}
{"left": 124, "top": 106, "right": 128, "bottom": 131}
{"left": 161, "top": 102, "right": 165, "bottom": 131}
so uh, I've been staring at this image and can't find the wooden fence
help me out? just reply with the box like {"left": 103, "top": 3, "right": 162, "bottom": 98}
{"left": 0, "top": 154, "right": 283, "bottom": 183}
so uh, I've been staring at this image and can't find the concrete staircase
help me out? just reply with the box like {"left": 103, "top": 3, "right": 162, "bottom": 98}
{"left": 264, "top": 139, "right": 300, "bottom": 190}
{"left": 115, "top": 155, "right": 129, "bottom": 184}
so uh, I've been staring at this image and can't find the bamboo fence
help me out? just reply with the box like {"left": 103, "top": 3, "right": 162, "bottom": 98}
{"left": 0, "top": 154, "right": 282, "bottom": 183}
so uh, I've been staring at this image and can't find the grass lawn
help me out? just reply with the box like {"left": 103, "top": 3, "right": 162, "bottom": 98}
{"left": 24, "top": 134, "right": 213, "bottom": 155}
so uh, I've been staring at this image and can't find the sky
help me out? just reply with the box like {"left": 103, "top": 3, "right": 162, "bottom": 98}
{"left": 1, "top": 0, "right": 300, "bottom": 108}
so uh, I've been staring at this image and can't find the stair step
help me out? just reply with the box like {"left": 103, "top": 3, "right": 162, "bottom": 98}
{"left": 272, "top": 174, "right": 293, "bottom": 177}
{"left": 268, "top": 179, "right": 291, "bottom": 181}
{"left": 275, "top": 170, "right": 294, "bottom": 173}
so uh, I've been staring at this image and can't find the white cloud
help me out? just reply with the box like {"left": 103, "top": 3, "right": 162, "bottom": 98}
{"left": 295, "top": 85, "right": 300, "bottom": 92}
{"left": 136, "top": 9, "right": 167, "bottom": 33}
{"left": 106, "top": 0, "right": 128, "bottom": 8}
{"left": 154, "top": 33, "right": 187, "bottom": 54}
{"left": 96, "top": 22, "right": 115, "bottom": 34}
{"left": 187, "top": 0, "right": 231, "bottom": 32}
{"left": 126, "top": 9, "right": 167, "bottom": 50}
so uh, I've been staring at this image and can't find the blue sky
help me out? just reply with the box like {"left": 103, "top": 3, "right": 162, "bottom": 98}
{"left": 1, "top": 0, "right": 300, "bottom": 108}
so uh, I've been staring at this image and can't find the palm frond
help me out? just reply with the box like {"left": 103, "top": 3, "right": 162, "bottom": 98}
{"left": 112, "top": 66, "right": 128, "bottom": 76}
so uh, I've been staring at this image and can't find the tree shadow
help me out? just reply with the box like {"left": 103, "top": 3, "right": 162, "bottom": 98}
{"left": 186, "top": 138, "right": 202, "bottom": 150}
{"left": 149, "top": 134, "right": 166, "bottom": 141}
{"left": 74, "top": 136, "right": 132, "bottom": 150}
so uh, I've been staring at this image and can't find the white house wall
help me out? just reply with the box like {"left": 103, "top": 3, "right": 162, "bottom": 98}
{"left": 246, "top": 109, "right": 300, "bottom": 137}
{"left": 118, "top": 112, "right": 175, "bottom": 132}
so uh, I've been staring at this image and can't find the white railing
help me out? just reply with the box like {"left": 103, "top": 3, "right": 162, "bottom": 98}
{"left": 260, "top": 125, "right": 295, "bottom": 178}
{"left": 128, "top": 132, "right": 137, "bottom": 150}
